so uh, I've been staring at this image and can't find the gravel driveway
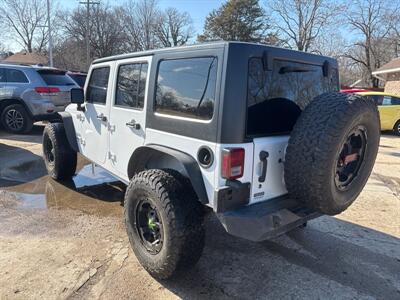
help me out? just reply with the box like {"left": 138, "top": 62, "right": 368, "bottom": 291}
{"left": 0, "top": 125, "right": 399, "bottom": 299}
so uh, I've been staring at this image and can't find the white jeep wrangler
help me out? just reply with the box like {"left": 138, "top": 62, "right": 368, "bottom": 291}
{"left": 42, "top": 42, "right": 380, "bottom": 279}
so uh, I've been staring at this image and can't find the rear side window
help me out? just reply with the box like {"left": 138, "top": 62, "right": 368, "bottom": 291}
{"left": 5, "top": 68, "right": 28, "bottom": 83}
{"left": 115, "top": 62, "right": 148, "bottom": 109}
{"left": 155, "top": 57, "right": 217, "bottom": 120}
{"left": 37, "top": 70, "right": 75, "bottom": 86}
{"left": 391, "top": 96, "right": 400, "bottom": 105}
{"left": 0, "top": 68, "right": 5, "bottom": 83}
{"left": 86, "top": 67, "right": 110, "bottom": 104}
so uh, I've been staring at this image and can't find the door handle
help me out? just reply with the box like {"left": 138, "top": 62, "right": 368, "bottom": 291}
{"left": 96, "top": 113, "right": 107, "bottom": 122}
{"left": 258, "top": 151, "right": 269, "bottom": 183}
{"left": 126, "top": 119, "right": 141, "bottom": 130}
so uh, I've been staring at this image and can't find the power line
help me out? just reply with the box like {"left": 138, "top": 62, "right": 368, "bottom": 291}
{"left": 79, "top": 0, "right": 100, "bottom": 70}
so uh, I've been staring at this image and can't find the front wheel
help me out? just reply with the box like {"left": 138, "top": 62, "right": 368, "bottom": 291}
{"left": 42, "top": 123, "right": 77, "bottom": 180}
{"left": 124, "top": 169, "right": 205, "bottom": 279}
{"left": 393, "top": 120, "right": 400, "bottom": 136}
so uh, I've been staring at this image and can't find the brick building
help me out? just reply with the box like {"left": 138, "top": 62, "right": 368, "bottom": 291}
{"left": 372, "top": 58, "right": 400, "bottom": 95}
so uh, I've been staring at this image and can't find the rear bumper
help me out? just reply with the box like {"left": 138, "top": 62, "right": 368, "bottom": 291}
{"left": 216, "top": 195, "right": 320, "bottom": 242}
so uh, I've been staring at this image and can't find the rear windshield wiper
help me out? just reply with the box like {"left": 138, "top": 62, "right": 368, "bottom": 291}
{"left": 279, "top": 66, "right": 314, "bottom": 74}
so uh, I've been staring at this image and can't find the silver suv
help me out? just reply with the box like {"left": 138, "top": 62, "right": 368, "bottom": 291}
{"left": 0, "top": 63, "right": 79, "bottom": 133}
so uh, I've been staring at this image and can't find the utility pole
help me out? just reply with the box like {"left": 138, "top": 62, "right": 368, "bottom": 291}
{"left": 79, "top": 0, "right": 100, "bottom": 70}
{"left": 47, "top": 0, "right": 53, "bottom": 67}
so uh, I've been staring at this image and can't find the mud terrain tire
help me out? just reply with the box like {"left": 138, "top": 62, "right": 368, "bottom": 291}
{"left": 285, "top": 93, "right": 380, "bottom": 215}
{"left": 42, "top": 123, "right": 77, "bottom": 180}
{"left": 124, "top": 169, "right": 205, "bottom": 279}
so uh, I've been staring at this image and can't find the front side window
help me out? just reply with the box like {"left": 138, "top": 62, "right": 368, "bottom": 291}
{"left": 86, "top": 67, "right": 110, "bottom": 104}
{"left": 6, "top": 69, "right": 28, "bottom": 83}
{"left": 155, "top": 57, "right": 217, "bottom": 120}
{"left": 116, "top": 63, "right": 148, "bottom": 109}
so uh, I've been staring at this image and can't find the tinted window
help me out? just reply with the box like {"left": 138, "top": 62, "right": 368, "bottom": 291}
{"left": 37, "top": 70, "right": 76, "bottom": 86}
{"left": 86, "top": 67, "right": 110, "bottom": 104}
{"left": 68, "top": 74, "right": 86, "bottom": 87}
{"left": 0, "top": 68, "right": 5, "bottom": 83}
{"left": 155, "top": 57, "right": 217, "bottom": 120}
{"left": 247, "top": 58, "right": 338, "bottom": 136}
{"left": 6, "top": 69, "right": 28, "bottom": 83}
{"left": 391, "top": 96, "right": 400, "bottom": 105}
{"left": 370, "top": 95, "right": 383, "bottom": 105}
{"left": 382, "top": 96, "right": 391, "bottom": 106}
{"left": 116, "top": 63, "right": 148, "bottom": 109}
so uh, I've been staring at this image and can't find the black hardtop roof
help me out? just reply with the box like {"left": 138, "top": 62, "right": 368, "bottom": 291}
{"left": 92, "top": 41, "right": 337, "bottom": 67}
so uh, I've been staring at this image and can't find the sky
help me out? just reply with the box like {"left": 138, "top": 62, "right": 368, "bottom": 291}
{"left": 60, "top": 0, "right": 222, "bottom": 34}
{"left": 5, "top": 0, "right": 222, "bottom": 52}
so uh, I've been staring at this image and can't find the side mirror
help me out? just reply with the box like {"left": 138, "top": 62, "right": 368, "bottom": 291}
{"left": 70, "top": 88, "right": 85, "bottom": 111}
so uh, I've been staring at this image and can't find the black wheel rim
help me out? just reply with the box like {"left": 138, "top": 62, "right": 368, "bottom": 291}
{"left": 135, "top": 199, "right": 163, "bottom": 254}
{"left": 44, "top": 135, "right": 55, "bottom": 165}
{"left": 5, "top": 109, "right": 24, "bottom": 131}
{"left": 335, "top": 126, "right": 367, "bottom": 191}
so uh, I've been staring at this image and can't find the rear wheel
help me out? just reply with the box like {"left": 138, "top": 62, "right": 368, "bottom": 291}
{"left": 1, "top": 104, "right": 33, "bottom": 133}
{"left": 124, "top": 169, "right": 205, "bottom": 279}
{"left": 285, "top": 93, "right": 380, "bottom": 215}
{"left": 42, "top": 123, "right": 77, "bottom": 180}
{"left": 393, "top": 120, "right": 400, "bottom": 136}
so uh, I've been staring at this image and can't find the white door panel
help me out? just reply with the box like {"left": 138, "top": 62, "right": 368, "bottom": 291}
{"left": 108, "top": 57, "right": 151, "bottom": 178}
{"left": 80, "top": 63, "right": 114, "bottom": 165}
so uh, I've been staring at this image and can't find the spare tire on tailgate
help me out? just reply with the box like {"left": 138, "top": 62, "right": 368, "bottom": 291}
{"left": 284, "top": 92, "right": 380, "bottom": 215}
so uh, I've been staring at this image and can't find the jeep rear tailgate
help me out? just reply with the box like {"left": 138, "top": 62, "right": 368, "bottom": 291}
{"left": 250, "top": 136, "right": 289, "bottom": 204}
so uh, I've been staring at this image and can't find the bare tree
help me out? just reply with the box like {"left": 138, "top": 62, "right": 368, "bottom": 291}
{"left": 269, "top": 0, "right": 340, "bottom": 52}
{"left": 59, "top": 4, "right": 126, "bottom": 64}
{"left": 0, "top": 0, "right": 49, "bottom": 53}
{"left": 155, "top": 8, "right": 193, "bottom": 47}
{"left": 123, "top": 0, "right": 160, "bottom": 51}
{"left": 345, "top": 0, "right": 400, "bottom": 87}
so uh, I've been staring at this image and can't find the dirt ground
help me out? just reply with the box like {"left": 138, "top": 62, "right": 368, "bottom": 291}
{"left": 0, "top": 125, "right": 399, "bottom": 300}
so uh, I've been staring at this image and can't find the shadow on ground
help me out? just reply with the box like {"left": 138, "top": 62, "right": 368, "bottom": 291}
{"left": 158, "top": 216, "right": 400, "bottom": 299}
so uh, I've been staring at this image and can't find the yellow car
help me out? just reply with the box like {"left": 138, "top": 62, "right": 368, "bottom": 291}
{"left": 357, "top": 92, "right": 400, "bottom": 135}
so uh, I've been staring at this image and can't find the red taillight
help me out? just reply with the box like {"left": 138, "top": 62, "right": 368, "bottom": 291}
{"left": 222, "top": 148, "right": 245, "bottom": 180}
{"left": 35, "top": 87, "right": 60, "bottom": 94}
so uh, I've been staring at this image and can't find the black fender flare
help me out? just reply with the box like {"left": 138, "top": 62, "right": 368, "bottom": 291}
{"left": 59, "top": 112, "right": 79, "bottom": 152}
{"left": 127, "top": 145, "right": 209, "bottom": 204}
